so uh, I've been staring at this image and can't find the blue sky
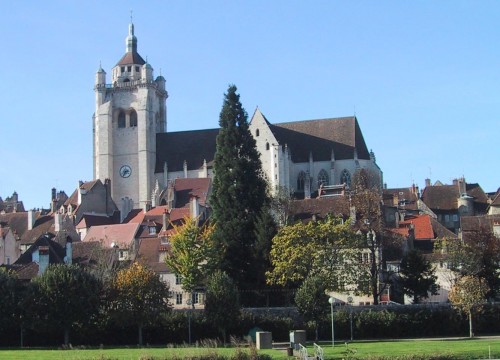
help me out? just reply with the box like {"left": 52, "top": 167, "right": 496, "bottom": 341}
{"left": 1, "top": 1, "right": 498, "bottom": 209}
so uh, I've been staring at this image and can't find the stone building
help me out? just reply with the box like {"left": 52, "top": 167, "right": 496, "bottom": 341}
{"left": 93, "top": 21, "right": 382, "bottom": 215}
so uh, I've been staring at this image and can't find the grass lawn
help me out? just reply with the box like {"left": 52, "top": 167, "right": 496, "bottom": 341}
{"left": 0, "top": 338, "right": 499, "bottom": 359}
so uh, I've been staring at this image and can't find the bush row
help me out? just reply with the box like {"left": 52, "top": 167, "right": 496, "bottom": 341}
{"left": 0, "top": 304, "right": 499, "bottom": 347}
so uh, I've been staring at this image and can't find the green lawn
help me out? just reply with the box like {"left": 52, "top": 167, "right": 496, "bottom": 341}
{"left": 0, "top": 339, "right": 499, "bottom": 360}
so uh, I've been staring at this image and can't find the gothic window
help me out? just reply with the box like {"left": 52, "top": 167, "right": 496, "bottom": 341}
{"left": 341, "top": 169, "right": 351, "bottom": 187}
{"left": 129, "top": 110, "right": 138, "bottom": 127}
{"left": 256, "top": 129, "right": 260, "bottom": 137}
{"left": 297, "top": 171, "right": 306, "bottom": 191}
{"left": 118, "top": 111, "right": 126, "bottom": 128}
{"left": 318, "top": 169, "right": 329, "bottom": 187}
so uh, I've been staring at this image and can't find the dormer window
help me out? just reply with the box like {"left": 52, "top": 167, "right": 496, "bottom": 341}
{"left": 149, "top": 226, "right": 156, "bottom": 235}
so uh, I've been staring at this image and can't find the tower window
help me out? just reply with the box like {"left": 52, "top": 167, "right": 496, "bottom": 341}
{"left": 266, "top": 142, "right": 270, "bottom": 150}
{"left": 121, "top": 67, "right": 125, "bottom": 73}
{"left": 129, "top": 110, "right": 138, "bottom": 127}
{"left": 127, "top": 66, "right": 132, "bottom": 72}
{"left": 118, "top": 111, "right": 126, "bottom": 128}
{"left": 256, "top": 129, "right": 260, "bottom": 137}
{"left": 135, "top": 66, "right": 139, "bottom": 72}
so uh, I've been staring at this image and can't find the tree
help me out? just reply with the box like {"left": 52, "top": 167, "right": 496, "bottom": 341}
{"left": 210, "top": 85, "right": 269, "bottom": 288}
{"left": 399, "top": 249, "right": 439, "bottom": 304}
{"left": 266, "top": 216, "right": 364, "bottom": 292}
{"left": 110, "top": 262, "right": 171, "bottom": 346}
{"left": 32, "top": 264, "right": 102, "bottom": 345}
{"left": 443, "top": 226, "right": 500, "bottom": 299}
{"left": 165, "top": 216, "right": 214, "bottom": 304}
{"left": 350, "top": 168, "right": 389, "bottom": 305}
{"left": 0, "top": 269, "right": 18, "bottom": 332}
{"left": 449, "top": 276, "right": 489, "bottom": 338}
{"left": 294, "top": 275, "right": 329, "bottom": 341}
{"left": 253, "top": 206, "right": 278, "bottom": 287}
{"left": 204, "top": 270, "right": 240, "bottom": 344}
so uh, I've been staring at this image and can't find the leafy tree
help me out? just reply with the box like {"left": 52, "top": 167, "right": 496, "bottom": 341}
{"left": 204, "top": 270, "right": 240, "bottom": 344}
{"left": 210, "top": 84, "right": 269, "bottom": 288}
{"left": 110, "top": 262, "right": 171, "bottom": 345}
{"left": 399, "top": 249, "right": 439, "bottom": 304}
{"left": 350, "top": 168, "right": 389, "bottom": 305}
{"left": 294, "top": 274, "right": 329, "bottom": 341}
{"left": 165, "top": 216, "right": 214, "bottom": 305}
{"left": 0, "top": 269, "right": 18, "bottom": 332}
{"left": 266, "top": 216, "right": 364, "bottom": 292}
{"left": 443, "top": 226, "right": 500, "bottom": 299}
{"left": 32, "top": 264, "right": 102, "bottom": 345}
{"left": 449, "top": 276, "right": 489, "bottom": 338}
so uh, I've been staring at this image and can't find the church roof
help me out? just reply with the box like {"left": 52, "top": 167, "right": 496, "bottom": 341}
{"left": 156, "top": 128, "right": 219, "bottom": 173}
{"left": 269, "top": 116, "right": 370, "bottom": 162}
{"left": 155, "top": 116, "right": 370, "bottom": 172}
{"left": 116, "top": 51, "right": 146, "bottom": 66}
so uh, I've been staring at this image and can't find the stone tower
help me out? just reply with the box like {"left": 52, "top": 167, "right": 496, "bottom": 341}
{"left": 93, "top": 21, "right": 168, "bottom": 211}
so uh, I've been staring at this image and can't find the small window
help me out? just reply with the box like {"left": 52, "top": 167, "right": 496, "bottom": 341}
{"left": 118, "top": 111, "right": 126, "bottom": 128}
{"left": 266, "top": 143, "right": 270, "bottom": 150}
{"left": 130, "top": 110, "right": 138, "bottom": 127}
{"left": 192, "top": 292, "right": 199, "bottom": 304}
{"left": 135, "top": 66, "right": 140, "bottom": 72}
{"left": 452, "top": 214, "right": 458, "bottom": 221}
{"left": 256, "top": 129, "right": 260, "bottom": 137}
{"left": 445, "top": 215, "right": 450, "bottom": 222}
{"left": 149, "top": 226, "right": 156, "bottom": 235}
{"left": 176, "top": 293, "right": 183, "bottom": 305}
{"left": 175, "top": 274, "right": 182, "bottom": 285}
{"left": 127, "top": 66, "right": 132, "bottom": 72}
{"left": 121, "top": 66, "right": 125, "bottom": 73}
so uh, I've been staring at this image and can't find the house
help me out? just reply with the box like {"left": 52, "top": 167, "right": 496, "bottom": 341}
{"left": 487, "top": 189, "right": 500, "bottom": 215}
{"left": 83, "top": 223, "right": 141, "bottom": 261}
{"left": 0, "top": 191, "right": 25, "bottom": 213}
{"left": 420, "top": 177, "right": 489, "bottom": 233}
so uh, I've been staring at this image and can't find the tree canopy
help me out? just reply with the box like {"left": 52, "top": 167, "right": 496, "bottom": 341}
{"left": 110, "top": 262, "right": 171, "bottom": 345}
{"left": 399, "top": 249, "right": 439, "bottom": 304}
{"left": 266, "top": 216, "right": 364, "bottom": 292}
{"left": 165, "top": 216, "right": 214, "bottom": 296}
{"left": 210, "top": 84, "right": 269, "bottom": 288}
{"left": 32, "top": 264, "right": 102, "bottom": 345}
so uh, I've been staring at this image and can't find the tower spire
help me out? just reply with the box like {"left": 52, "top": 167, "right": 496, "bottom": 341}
{"left": 126, "top": 13, "right": 137, "bottom": 53}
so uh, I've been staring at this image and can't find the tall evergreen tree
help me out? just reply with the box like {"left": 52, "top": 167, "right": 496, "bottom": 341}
{"left": 211, "top": 85, "right": 269, "bottom": 288}
{"left": 399, "top": 249, "right": 439, "bottom": 304}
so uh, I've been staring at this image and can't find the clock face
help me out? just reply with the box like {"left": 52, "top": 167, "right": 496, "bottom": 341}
{"left": 119, "top": 165, "right": 132, "bottom": 178}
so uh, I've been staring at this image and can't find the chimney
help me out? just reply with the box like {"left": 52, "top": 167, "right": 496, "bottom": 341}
{"left": 425, "top": 178, "right": 431, "bottom": 187}
{"left": 38, "top": 246, "right": 50, "bottom": 275}
{"left": 457, "top": 177, "right": 466, "bottom": 195}
{"left": 54, "top": 212, "right": 63, "bottom": 232}
{"left": 190, "top": 197, "right": 199, "bottom": 218}
{"left": 77, "top": 181, "right": 86, "bottom": 206}
{"left": 65, "top": 236, "right": 73, "bottom": 265}
{"left": 162, "top": 210, "right": 168, "bottom": 231}
{"left": 51, "top": 188, "right": 56, "bottom": 201}
{"left": 28, "top": 209, "right": 36, "bottom": 230}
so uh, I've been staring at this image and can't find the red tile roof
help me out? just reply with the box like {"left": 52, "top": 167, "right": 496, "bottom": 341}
{"left": 83, "top": 223, "right": 140, "bottom": 249}
{"left": 173, "top": 178, "right": 211, "bottom": 207}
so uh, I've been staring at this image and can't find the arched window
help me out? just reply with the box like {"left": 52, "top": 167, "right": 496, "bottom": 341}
{"left": 341, "top": 169, "right": 351, "bottom": 188}
{"left": 266, "top": 142, "right": 270, "bottom": 150}
{"left": 297, "top": 171, "right": 306, "bottom": 191}
{"left": 318, "top": 169, "right": 329, "bottom": 187}
{"left": 118, "top": 111, "right": 126, "bottom": 128}
{"left": 256, "top": 129, "right": 260, "bottom": 137}
{"left": 129, "top": 110, "right": 137, "bottom": 127}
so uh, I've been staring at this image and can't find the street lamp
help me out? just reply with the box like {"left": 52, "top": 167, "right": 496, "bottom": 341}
{"left": 186, "top": 298, "right": 192, "bottom": 345}
{"left": 328, "top": 297, "right": 335, "bottom": 348}
{"left": 347, "top": 296, "right": 354, "bottom": 341}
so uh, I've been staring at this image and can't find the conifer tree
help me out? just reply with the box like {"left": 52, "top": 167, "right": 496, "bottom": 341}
{"left": 211, "top": 85, "right": 268, "bottom": 289}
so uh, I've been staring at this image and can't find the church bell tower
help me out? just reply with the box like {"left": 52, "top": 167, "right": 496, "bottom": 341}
{"left": 93, "top": 21, "right": 168, "bottom": 211}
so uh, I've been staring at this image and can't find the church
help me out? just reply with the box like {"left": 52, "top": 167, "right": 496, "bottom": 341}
{"left": 93, "top": 22, "right": 382, "bottom": 214}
